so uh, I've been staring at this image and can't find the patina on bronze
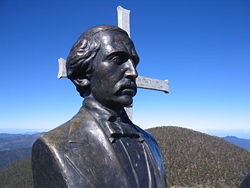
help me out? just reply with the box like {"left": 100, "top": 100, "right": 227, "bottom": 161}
{"left": 32, "top": 25, "right": 167, "bottom": 188}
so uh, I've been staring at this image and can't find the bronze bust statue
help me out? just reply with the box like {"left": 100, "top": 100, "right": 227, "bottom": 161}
{"left": 32, "top": 25, "right": 167, "bottom": 188}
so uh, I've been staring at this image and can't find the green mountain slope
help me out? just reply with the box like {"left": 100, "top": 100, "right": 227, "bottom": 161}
{"left": 147, "top": 126, "right": 250, "bottom": 187}
{"left": 0, "top": 147, "right": 31, "bottom": 168}
{"left": 0, "top": 157, "right": 32, "bottom": 188}
{"left": 0, "top": 126, "right": 249, "bottom": 188}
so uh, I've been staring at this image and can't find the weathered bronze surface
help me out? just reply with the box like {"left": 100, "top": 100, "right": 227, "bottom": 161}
{"left": 239, "top": 172, "right": 250, "bottom": 188}
{"left": 32, "top": 25, "right": 167, "bottom": 188}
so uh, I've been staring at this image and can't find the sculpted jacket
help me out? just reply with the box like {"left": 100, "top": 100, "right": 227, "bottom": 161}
{"left": 32, "top": 98, "right": 167, "bottom": 188}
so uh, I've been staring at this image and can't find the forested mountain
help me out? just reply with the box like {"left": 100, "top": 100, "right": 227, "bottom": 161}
{"left": 148, "top": 126, "right": 250, "bottom": 187}
{"left": 0, "top": 157, "right": 32, "bottom": 188}
{"left": 0, "top": 148, "right": 31, "bottom": 168}
{"left": 0, "top": 133, "right": 41, "bottom": 169}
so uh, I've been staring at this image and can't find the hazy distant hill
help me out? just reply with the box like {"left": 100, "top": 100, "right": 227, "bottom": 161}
{"left": 0, "top": 133, "right": 41, "bottom": 151}
{"left": 0, "top": 133, "right": 41, "bottom": 168}
{"left": 0, "top": 126, "right": 249, "bottom": 188}
{"left": 223, "top": 136, "right": 250, "bottom": 151}
{"left": 0, "top": 133, "right": 21, "bottom": 138}
{"left": 0, "top": 147, "right": 31, "bottom": 168}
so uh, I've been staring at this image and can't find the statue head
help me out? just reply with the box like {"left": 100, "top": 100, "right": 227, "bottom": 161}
{"left": 66, "top": 25, "right": 139, "bottom": 111}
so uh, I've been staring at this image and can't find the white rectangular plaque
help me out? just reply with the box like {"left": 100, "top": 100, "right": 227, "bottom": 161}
{"left": 136, "top": 76, "right": 169, "bottom": 93}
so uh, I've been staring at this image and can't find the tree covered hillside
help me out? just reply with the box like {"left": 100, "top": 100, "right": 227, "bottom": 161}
{"left": 148, "top": 126, "right": 250, "bottom": 187}
{"left": 0, "top": 157, "right": 32, "bottom": 188}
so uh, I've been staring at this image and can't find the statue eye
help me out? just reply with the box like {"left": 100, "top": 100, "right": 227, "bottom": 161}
{"left": 111, "top": 56, "right": 128, "bottom": 65}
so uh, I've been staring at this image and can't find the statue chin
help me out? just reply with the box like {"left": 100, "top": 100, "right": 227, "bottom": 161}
{"left": 103, "top": 96, "right": 133, "bottom": 112}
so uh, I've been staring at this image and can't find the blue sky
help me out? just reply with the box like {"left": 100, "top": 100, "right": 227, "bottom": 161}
{"left": 1, "top": 0, "right": 250, "bottom": 137}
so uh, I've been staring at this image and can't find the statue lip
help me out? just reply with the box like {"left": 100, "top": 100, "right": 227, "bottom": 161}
{"left": 120, "top": 88, "right": 135, "bottom": 96}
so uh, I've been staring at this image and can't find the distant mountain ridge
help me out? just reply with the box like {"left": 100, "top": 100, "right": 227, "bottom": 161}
{"left": 0, "top": 126, "right": 249, "bottom": 188}
{"left": 0, "top": 133, "right": 41, "bottom": 169}
{"left": 0, "top": 128, "right": 48, "bottom": 134}
{"left": 0, "top": 148, "right": 31, "bottom": 168}
{"left": 0, "top": 133, "right": 41, "bottom": 151}
{"left": 0, "top": 133, "right": 21, "bottom": 138}
{"left": 223, "top": 136, "right": 250, "bottom": 151}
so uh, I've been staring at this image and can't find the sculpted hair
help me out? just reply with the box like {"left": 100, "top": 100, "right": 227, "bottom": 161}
{"left": 66, "top": 25, "right": 128, "bottom": 97}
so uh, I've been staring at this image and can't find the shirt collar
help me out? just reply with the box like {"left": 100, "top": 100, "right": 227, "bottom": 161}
{"left": 83, "top": 96, "right": 143, "bottom": 143}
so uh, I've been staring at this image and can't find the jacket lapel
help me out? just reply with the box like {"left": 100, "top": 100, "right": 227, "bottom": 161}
{"left": 64, "top": 108, "right": 130, "bottom": 188}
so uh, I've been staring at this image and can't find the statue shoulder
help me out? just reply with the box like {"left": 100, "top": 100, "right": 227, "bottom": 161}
{"left": 32, "top": 108, "right": 92, "bottom": 188}
{"left": 39, "top": 122, "right": 70, "bottom": 150}
{"left": 38, "top": 107, "right": 91, "bottom": 149}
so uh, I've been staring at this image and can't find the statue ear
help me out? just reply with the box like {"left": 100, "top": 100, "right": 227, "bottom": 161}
{"left": 72, "top": 78, "right": 90, "bottom": 88}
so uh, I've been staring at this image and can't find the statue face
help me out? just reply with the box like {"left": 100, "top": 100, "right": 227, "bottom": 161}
{"left": 90, "top": 30, "right": 139, "bottom": 111}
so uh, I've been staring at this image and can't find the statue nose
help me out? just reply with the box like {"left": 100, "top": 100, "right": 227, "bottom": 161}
{"left": 124, "top": 59, "right": 138, "bottom": 79}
